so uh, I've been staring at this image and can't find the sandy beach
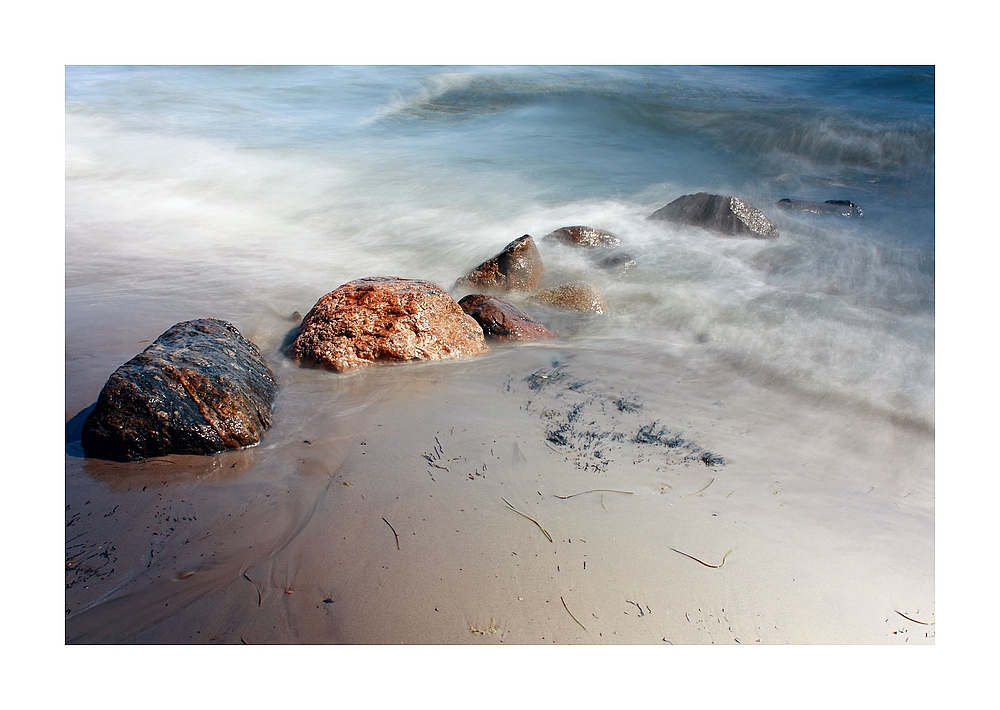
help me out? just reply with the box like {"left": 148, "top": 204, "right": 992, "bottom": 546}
{"left": 65, "top": 318, "right": 933, "bottom": 644}
{"left": 61, "top": 65, "right": 936, "bottom": 647}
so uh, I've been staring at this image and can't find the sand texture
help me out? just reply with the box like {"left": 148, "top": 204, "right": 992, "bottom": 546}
{"left": 66, "top": 336, "right": 934, "bottom": 644}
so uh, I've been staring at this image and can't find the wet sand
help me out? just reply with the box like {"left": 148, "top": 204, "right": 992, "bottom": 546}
{"left": 64, "top": 319, "right": 934, "bottom": 645}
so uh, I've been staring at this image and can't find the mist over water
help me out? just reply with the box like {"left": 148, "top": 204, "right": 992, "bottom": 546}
{"left": 66, "top": 66, "right": 934, "bottom": 426}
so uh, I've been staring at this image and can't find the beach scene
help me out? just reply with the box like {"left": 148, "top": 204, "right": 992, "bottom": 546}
{"left": 64, "top": 65, "right": 934, "bottom": 644}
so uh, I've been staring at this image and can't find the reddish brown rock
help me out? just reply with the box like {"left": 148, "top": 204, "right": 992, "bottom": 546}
{"left": 81, "top": 319, "right": 277, "bottom": 462}
{"left": 528, "top": 281, "right": 608, "bottom": 314}
{"left": 455, "top": 235, "right": 545, "bottom": 291}
{"left": 458, "top": 294, "right": 557, "bottom": 342}
{"left": 649, "top": 192, "right": 778, "bottom": 238}
{"left": 286, "top": 277, "right": 487, "bottom": 372}
{"left": 542, "top": 226, "right": 621, "bottom": 249}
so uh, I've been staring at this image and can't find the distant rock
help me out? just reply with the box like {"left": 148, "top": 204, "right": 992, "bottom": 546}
{"left": 649, "top": 192, "right": 778, "bottom": 238}
{"left": 528, "top": 281, "right": 608, "bottom": 314}
{"left": 81, "top": 319, "right": 277, "bottom": 462}
{"left": 776, "top": 198, "right": 864, "bottom": 218}
{"left": 286, "top": 277, "right": 487, "bottom": 372}
{"left": 455, "top": 235, "right": 545, "bottom": 291}
{"left": 459, "top": 294, "right": 557, "bottom": 342}
{"left": 542, "top": 226, "right": 621, "bottom": 249}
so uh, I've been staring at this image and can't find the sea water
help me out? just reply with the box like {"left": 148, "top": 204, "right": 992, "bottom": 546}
{"left": 64, "top": 66, "right": 934, "bottom": 642}
{"left": 66, "top": 65, "right": 933, "bottom": 426}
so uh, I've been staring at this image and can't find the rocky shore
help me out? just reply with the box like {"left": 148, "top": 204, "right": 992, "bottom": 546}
{"left": 77, "top": 190, "right": 853, "bottom": 462}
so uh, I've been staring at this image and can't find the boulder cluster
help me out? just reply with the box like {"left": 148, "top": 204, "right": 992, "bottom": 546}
{"left": 81, "top": 191, "right": 827, "bottom": 461}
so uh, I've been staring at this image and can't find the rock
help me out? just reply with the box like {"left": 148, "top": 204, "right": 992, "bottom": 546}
{"left": 458, "top": 294, "right": 557, "bottom": 342}
{"left": 286, "top": 276, "right": 487, "bottom": 372}
{"left": 81, "top": 319, "right": 277, "bottom": 462}
{"left": 776, "top": 198, "right": 864, "bottom": 218}
{"left": 542, "top": 226, "right": 621, "bottom": 249}
{"left": 455, "top": 235, "right": 545, "bottom": 291}
{"left": 594, "top": 251, "right": 636, "bottom": 275}
{"left": 542, "top": 226, "right": 635, "bottom": 275}
{"left": 648, "top": 192, "right": 778, "bottom": 238}
{"left": 528, "top": 281, "right": 607, "bottom": 314}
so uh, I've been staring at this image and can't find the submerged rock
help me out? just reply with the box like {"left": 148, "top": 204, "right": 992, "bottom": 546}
{"left": 455, "top": 235, "right": 545, "bottom": 292}
{"left": 542, "top": 226, "right": 621, "bottom": 249}
{"left": 286, "top": 276, "right": 487, "bottom": 372}
{"left": 528, "top": 281, "right": 607, "bottom": 314}
{"left": 593, "top": 251, "right": 636, "bottom": 275}
{"left": 458, "top": 294, "right": 556, "bottom": 342}
{"left": 81, "top": 319, "right": 277, "bottom": 462}
{"left": 649, "top": 192, "right": 778, "bottom": 238}
{"left": 776, "top": 198, "right": 864, "bottom": 218}
{"left": 542, "top": 225, "right": 637, "bottom": 275}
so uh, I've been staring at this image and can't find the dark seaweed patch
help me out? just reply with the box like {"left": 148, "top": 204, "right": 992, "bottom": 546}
{"left": 525, "top": 365, "right": 569, "bottom": 392}
{"left": 546, "top": 424, "right": 571, "bottom": 447}
{"left": 615, "top": 396, "right": 641, "bottom": 413}
{"left": 519, "top": 365, "right": 726, "bottom": 473}
{"left": 635, "top": 421, "right": 686, "bottom": 448}
{"left": 694, "top": 451, "right": 726, "bottom": 467}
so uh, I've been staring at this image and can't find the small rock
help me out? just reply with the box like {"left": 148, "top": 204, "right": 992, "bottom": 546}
{"left": 528, "top": 281, "right": 608, "bottom": 314}
{"left": 458, "top": 294, "right": 556, "bottom": 342}
{"left": 81, "top": 319, "right": 277, "bottom": 462}
{"left": 455, "top": 235, "right": 545, "bottom": 291}
{"left": 776, "top": 198, "right": 864, "bottom": 218}
{"left": 286, "top": 277, "right": 487, "bottom": 372}
{"left": 542, "top": 226, "right": 621, "bottom": 249}
{"left": 594, "top": 251, "right": 636, "bottom": 275}
{"left": 649, "top": 192, "right": 778, "bottom": 238}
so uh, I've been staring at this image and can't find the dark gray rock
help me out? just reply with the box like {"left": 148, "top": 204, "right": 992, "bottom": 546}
{"left": 776, "top": 198, "right": 864, "bottom": 218}
{"left": 649, "top": 192, "right": 778, "bottom": 238}
{"left": 81, "top": 319, "right": 277, "bottom": 462}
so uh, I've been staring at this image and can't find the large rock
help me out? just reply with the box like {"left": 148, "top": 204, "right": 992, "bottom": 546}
{"left": 776, "top": 198, "right": 864, "bottom": 218}
{"left": 649, "top": 192, "right": 778, "bottom": 238}
{"left": 286, "top": 277, "right": 487, "bottom": 372}
{"left": 458, "top": 294, "right": 557, "bottom": 342}
{"left": 455, "top": 235, "right": 545, "bottom": 291}
{"left": 542, "top": 226, "right": 621, "bottom": 249}
{"left": 528, "top": 281, "right": 608, "bottom": 314}
{"left": 81, "top": 319, "right": 277, "bottom": 462}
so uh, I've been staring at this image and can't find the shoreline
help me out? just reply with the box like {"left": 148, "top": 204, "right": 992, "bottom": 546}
{"left": 65, "top": 340, "right": 934, "bottom": 644}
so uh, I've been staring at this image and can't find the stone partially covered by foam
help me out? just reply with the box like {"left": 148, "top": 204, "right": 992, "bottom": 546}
{"left": 649, "top": 192, "right": 778, "bottom": 238}
{"left": 455, "top": 235, "right": 545, "bottom": 292}
{"left": 528, "top": 281, "right": 608, "bottom": 314}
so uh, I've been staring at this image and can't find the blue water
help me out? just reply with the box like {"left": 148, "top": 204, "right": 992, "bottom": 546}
{"left": 65, "top": 66, "right": 934, "bottom": 424}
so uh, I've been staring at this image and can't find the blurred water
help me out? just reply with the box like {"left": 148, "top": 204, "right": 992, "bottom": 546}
{"left": 66, "top": 65, "right": 934, "bottom": 425}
